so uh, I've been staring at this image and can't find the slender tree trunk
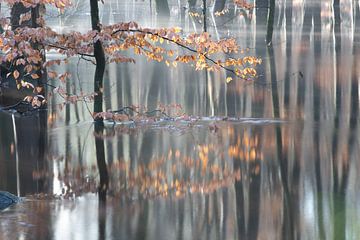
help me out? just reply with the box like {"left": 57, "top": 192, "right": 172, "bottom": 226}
{"left": 0, "top": 3, "right": 3, "bottom": 33}
{"left": 266, "top": 0, "right": 275, "bottom": 45}
{"left": 11, "top": 3, "right": 29, "bottom": 30}
{"left": 11, "top": 2, "right": 41, "bottom": 29}
{"left": 203, "top": 0, "right": 207, "bottom": 32}
{"left": 213, "top": 0, "right": 226, "bottom": 14}
{"left": 31, "top": 5, "right": 46, "bottom": 97}
{"left": 155, "top": 0, "right": 170, "bottom": 17}
{"left": 188, "top": 0, "right": 197, "bottom": 8}
{"left": 90, "top": 0, "right": 106, "bottom": 119}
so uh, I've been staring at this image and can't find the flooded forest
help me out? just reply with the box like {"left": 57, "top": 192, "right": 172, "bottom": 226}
{"left": 1, "top": 0, "right": 360, "bottom": 239}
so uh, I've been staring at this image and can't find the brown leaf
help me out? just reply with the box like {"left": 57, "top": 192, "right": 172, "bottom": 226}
{"left": 13, "top": 70, "right": 20, "bottom": 79}
{"left": 31, "top": 73, "right": 39, "bottom": 79}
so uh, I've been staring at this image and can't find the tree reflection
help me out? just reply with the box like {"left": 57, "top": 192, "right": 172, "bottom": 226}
{"left": 94, "top": 122, "right": 108, "bottom": 240}
{"left": 94, "top": 122, "right": 109, "bottom": 202}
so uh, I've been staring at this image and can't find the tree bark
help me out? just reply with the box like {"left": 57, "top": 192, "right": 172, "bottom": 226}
{"left": 155, "top": 0, "right": 170, "bottom": 17}
{"left": 203, "top": 0, "right": 207, "bottom": 32}
{"left": 213, "top": 0, "right": 226, "bottom": 14}
{"left": 10, "top": 3, "right": 45, "bottom": 98}
{"left": 11, "top": 3, "right": 29, "bottom": 30}
{"left": 0, "top": 3, "right": 3, "bottom": 33}
{"left": 90, "top": 0, "right": 106, "bottom": 119}
{"left": 266, "top": 0, "right": 275, "bottom": 45}
{"left": 188, "top": 0, "right": 197, "bottom": 9}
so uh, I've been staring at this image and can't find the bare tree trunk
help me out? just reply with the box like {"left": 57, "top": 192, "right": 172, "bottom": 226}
{"left": 90, "top": 0, "right": 106, "bottom": 119}
{"left": 213, "top": 0, "right": 226, "bottom": 14}
{"left": 155, "top": 0, "right": 170, "bottom": 17}
{"left": 11, "top": 2, "right": 41, "bottom": 29}
{"left": 11, "top": 3, "right": 29, "bottom": 30}
{"left": 266, "top": 0, "right": 275, "bottom": 45}
{"left": 0, "top": 3, "right": 3, "bottom": 33}
{"left": 203, "top": 0, "right": 207, "bottom": 32}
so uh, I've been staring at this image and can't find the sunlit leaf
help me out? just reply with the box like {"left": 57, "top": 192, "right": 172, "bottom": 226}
{"left": 226, "top": 77, "right": 233, "bottom": 83}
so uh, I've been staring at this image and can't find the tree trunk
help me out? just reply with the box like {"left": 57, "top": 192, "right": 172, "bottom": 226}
{"left": 0, "top": 3, "right": 3, "bottom": 33}
{"left": 155, "top": 0, "right": 170, "bottom": 17}
{"left": 11, "top": 3, "right": 29, "bottom": 30}
{"left": 11, "top": 3, "right": 45, "bottom": 98}
{"left": 90, "top": 0, "right": 106, "bottom": 119}
{"left": 266, "top": 0, "right": 275, "bottom": 45}
{"left": 11, "top": 3, "right": 41, "bottom": 29}
{"left": 203, "top": 0, "right": 207, "bottom": 32}
{"left": 213, "top": 0, "right": 226, "bottom": 14}
{"left": 188, "top": 0, "right": 197, "bottom": 9}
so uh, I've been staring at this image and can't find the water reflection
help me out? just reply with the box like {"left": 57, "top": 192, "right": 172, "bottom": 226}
{"left": 1, "top": 119, "right": 360, "bottom": 239}
{"left": 1, "top": 0, "right": 360, "bottom": 239}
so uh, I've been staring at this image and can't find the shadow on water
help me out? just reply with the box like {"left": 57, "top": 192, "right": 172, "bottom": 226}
{"left": 1, "top": 0, "right": 360, "bottom": 239}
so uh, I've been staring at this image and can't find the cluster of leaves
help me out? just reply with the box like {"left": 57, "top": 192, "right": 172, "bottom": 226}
{"left": 0, "top": 0, "right": 260, "bottom": 113}
{"left": 5, "top": 0, "right": 71, "bottom": 11}
{"left": 1, "top": 11, "right": 260, "bottom": 71}
{"left": 102, "top": 22, "right": 261, "bottom": 78}
{"left": 233, "top": 0, "right": 254, "bottom": 10}
{"left": 92, "top": 103, "right": 185, "bottom": 123}
{"left": 214, "top": 8, "right": 229, "bottom": 17}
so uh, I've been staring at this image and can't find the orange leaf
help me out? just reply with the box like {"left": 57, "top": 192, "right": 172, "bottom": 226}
{"left": 226, "top": 77, "right": 233, "bottom": 83}
{"left": 31, "top": 73, "right": 39, "bottom": 79}
{"left": 13, "top": 70, "right": 19, "bottom": 79}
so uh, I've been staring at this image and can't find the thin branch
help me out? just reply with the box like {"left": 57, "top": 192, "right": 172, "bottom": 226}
{"left": 80, "top": 55, "right": 96, "bottom": 64}
{"left": 45, "top": 43, "right": 95, "bottom": 58}
{"left": 111, "top": 29, "right": 241, "bottom": 77}
{"left": 109, "top": 106, "right": 175, "bottom": 121}
{"left": 0, "top": 100, "right": 28, "bottom": 110}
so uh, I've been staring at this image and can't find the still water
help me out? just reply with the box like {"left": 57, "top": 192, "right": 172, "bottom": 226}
{"left": 1, "top": 0, "right": 360, "bottom": 239}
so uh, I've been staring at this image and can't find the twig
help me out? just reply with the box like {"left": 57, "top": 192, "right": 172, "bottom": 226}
{"left": 45, "top": 43, "right": 95, "bottom": 58}
{"left": 0, "top": 100, "right": 28, "bottom": 110}
{"left": 111, "top": 29, "right": 243, "bottom": 78}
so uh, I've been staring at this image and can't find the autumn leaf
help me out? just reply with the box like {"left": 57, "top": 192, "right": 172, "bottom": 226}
{"left": 31, "top": 73, "right": 39, "bottom": 79}
{"left": 173, "top": 27, "right": 182, "bottom": 33}
{"left": 16, "top": 59, "right": 26, "bottom": 66}
{"left": 226, "top": 77, "right": 233, "bottom": 83}
{"left": 47, "top": 71, "right": 57, "bottom": 79}
{"left": 13, "top": 70, "right": 20, "bottom": 79}
{"left": 35, "top": 87, "right": 43, "bottom": 94}
{"left": 55, "top": 0, "right": 67, "bottom": 9}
